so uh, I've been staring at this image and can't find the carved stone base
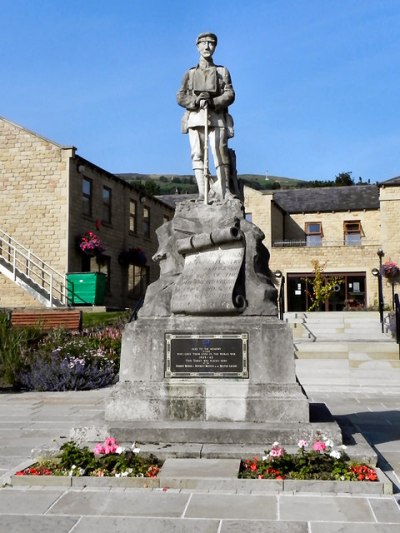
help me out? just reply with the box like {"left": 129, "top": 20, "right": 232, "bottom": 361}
{"left": 105, "top": 316, "right": 312, "bottom": 442}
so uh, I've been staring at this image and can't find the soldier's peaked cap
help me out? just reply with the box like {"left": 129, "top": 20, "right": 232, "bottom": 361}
{"left": 196, "top": 32, "right": 218, "bottom": 45}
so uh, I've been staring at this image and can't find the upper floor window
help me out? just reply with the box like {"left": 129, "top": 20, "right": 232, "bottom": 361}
{"left": 128, "top": 265, "right": 150, "bottom": 299}
{"left": 143, "top": 206, "right": 150, "bottom": 238}
{"left": 344, "top": 221, "right": 361, "bottom": 245}
{"left": 305, "top": 222, "right": 322, "bottom": 246}
{"left": 129, "top": 200, "right": 137, "bottom": 233}
{"left": 102, "top": 186, "right": 112, "bottom": 224}
{"left": 82, "top": 178, "right": 92, "bottom": 217}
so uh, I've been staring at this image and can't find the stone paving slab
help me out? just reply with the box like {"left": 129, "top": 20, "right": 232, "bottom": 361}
{"left": 0, "top": 488, "right": 63, "bottom": 514}
{"left": 47, "top": 490, "right": 190, "bottom": 517}
{"left": 368, "top": 496, "right": 400, "bottom": 523}
{"left": 220, "top": 522, "right": 308, "bottom": 533}
{"left": 73, "top": 516, "right": 220, "bottom": 533}
{"left": 0, "top": 515, "right": 79, "bottom": 533}
{"left": 159, "top": 458, "right": 241, "bottom": 479}
{"left": 310, "top": 524, "right": 400, "bottom": 533}
{"left": 184, "top": 493, "right": 277, "bottom": 520}
{"left": 279, "top": 494, "right": 375, "bottom": 522}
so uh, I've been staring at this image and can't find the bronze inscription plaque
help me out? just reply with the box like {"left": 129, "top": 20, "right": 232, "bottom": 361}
{"left": 165, "top": 333, "right": 248, "bottom": 378}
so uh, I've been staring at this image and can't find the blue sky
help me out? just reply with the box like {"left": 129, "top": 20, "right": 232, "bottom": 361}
{"left": 1, "top": 0, "right": 399, "bottom": 182}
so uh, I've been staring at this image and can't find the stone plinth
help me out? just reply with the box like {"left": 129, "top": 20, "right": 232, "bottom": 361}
{"left": 104, "top": 315, "right": 319, "bottom": 443}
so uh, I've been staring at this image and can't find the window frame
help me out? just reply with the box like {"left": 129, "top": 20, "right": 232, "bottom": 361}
{"left": 82, "top": 177, "right": 93, "bottom": 217}
{"left": 305, "top": 222, "right": 323, "bottom": 247}
{"left": 102, "top": 186, "right": 112, "bottom": 224}
{"left": 343, "top": 221, "right": 362, "bottom": 246}
{"left": 129, "top": 199, "right": 138, "bottom": 233}
{"left": 143, "top": 206, "right": 150, "bottom": 238}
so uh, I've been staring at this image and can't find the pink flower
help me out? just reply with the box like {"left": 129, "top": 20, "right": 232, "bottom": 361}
{"left": 312, "top": 440, "right": 326, "bottom": 453}
{"left": 94, "top": 437, "right": 119, "bottom": 455}
{"left": 269, "top": 444, "right": 285, "bottom": 458}
{"left": 298, "top": 439, "right": 308, "bottom": 449}
{"left": 93, "top": 443, "right": 105, "bottom": 454}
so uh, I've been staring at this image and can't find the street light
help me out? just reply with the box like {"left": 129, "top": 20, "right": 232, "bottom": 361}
{"left": 275, "top": 270, "right": 285, "bottom": 320}
{"left": 372, "top": 249, "right": 385, "bottom": 333}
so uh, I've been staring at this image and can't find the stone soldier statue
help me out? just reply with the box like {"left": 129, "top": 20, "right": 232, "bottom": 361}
{"left": 177, "top": 32, "right": 235, "bottom": 201}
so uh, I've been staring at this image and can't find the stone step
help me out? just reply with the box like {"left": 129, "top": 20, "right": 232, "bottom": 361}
{"left": 295, "top": 341, "right": 399, "bottom": 360}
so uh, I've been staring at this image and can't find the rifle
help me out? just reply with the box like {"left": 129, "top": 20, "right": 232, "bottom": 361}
{"left": 203, "top": 102, "right": 210, "bottom": 205}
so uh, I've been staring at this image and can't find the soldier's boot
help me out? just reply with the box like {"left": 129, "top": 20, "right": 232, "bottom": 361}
{"left": 213, "top": 164, "right": 229, "bottom": 200}
{"left": 194, "top": 169, "right": 205, "bottom": 200}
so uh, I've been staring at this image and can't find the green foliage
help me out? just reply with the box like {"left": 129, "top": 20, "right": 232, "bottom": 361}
{"left": 335, "top": 171, "right": 354, "bottom": 186}
{"left": 0, "top": 313, "right": 43, "bottom": 387}
{"left": 18, "top": 440, "right": 162, "bottom": 478}
{"left": 0, "top": 311, "right": 124, "bottom": 391}
{"left": 305, "top": 260, "right": 344, "bottom": 311}
{"left": 82, "top": 310, "right": 129, "bottom": 328}
{"left": 239, "top": 445, "right": 378, "bottom": 481}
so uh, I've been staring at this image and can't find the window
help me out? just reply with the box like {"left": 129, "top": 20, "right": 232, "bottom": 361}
{"left": 102, "top": 186, "right": 112, "bottom": 224}
{"left": 344, "top": 221, "right": 361, "bottom": 245}
{"left": 305, "top": 222, "right": 322, "bottom": 247}
{"left": 128, "top": 265, "right": 150, "bottom": 299}
{"left": 129, "top": 200, "right": 137, "bottom": 233}
{"left": 143, "top": 206, "right": 150, "bottom": 238}
{"left": 82, "top": 178, "right": 92, "bottom": 217}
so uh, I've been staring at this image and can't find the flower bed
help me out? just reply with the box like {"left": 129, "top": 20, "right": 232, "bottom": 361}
{"left": 239, "top": 437, "right": 378, "bottom": 482}
{"left": 15, "top": 438, "right": 161, "bottom": 479}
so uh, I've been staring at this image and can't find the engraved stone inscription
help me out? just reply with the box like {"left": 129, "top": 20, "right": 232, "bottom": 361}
{"left": 170, "top": 242, "right": 245, "bottom": 314}
{"left": 165, "top": 333, "right": 248, "bottom": 378}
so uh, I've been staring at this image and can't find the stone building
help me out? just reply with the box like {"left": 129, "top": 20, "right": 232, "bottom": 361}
{"left": 0, "top": 116, "right": 174, "bottom": 309}
{"left": 244, "top": 181, "right": 400, "bottom": 312}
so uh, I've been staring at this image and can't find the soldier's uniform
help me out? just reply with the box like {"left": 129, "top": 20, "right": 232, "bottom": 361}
{"left": 177, "top": 33, "right": 235, "bottom": 200}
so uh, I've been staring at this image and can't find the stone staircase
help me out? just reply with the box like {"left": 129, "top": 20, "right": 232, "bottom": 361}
{"left": 286, "top": 312, "right": 400, "bottom": 392}
{"left": 0, "top": 228, "right": 67, "bottom": 307}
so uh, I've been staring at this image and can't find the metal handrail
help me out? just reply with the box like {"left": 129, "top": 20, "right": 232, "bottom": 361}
{"left": 0, "top": 229, "right": 67, "bottom": 306}
{"left": 395, "top": 294, "right": 400, "bottom": 351}
{"left": 273, "top": 239, "right": 380, "bottom": 248}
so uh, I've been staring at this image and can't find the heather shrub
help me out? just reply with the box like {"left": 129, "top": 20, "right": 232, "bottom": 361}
{"left": 0, "top": 313, "right": 43, "bottom": 388}
{"left": 18, "top": 325, "right": 123, "bottom": 391}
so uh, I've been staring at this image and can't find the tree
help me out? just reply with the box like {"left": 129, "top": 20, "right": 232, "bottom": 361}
{"left": 304, "top": 260, "right": 344, "bottom": 311}
{"left": 335, "top": 172, "right": 354, "bottom": 187}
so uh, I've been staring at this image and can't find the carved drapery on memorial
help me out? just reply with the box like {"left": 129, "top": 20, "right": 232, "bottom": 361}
{"left": 171, "top": 225, "right": 246, "bottom": 315}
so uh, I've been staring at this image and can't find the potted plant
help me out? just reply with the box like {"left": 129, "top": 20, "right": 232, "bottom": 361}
{"left": 78, "top": 231, "right": 105, "bottom": 257}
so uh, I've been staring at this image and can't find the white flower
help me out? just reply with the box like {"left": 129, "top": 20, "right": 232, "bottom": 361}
{"left": 330, "top": 450, "right": 341, "bottom": 459}
{"left": 325, "top": 439, "right": 334, "bottom": 448}
{"left": 121, "top": 471, "right": 128, "bottom": 477}
{"left": 131, "top": 444, "right": 140, "bottom": 454}
{"left": 262, "top": 455, "right": 268, "bottom": 461}
{"left": 340, "top": 445, "right": 347, "bottom": 450}
{"left": 115, "top": 473, "right": 121, "bottom": 478}
{"left": 272, "top": 441, "right": 279, "bottom": 447}
{"left": 116, "top": 446, "right": 126, "bottom": 454}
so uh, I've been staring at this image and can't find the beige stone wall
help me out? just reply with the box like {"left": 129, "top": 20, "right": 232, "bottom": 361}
{"left": 0, "top": 117, "right": 70, "bottom": 308}
{"left": 68, "top": 157, "right": 174, "bottom": 308}
{"left": 0, "top": 117, "right": 174, "bottom": 309}
{"left": 379, "top": 185, "right": 400, "bottom": 262}
{"left": 244, "top": 185, "right": 393, "bottom": 309}
{"left": 284, "top": 210, "right": 381, "bottom": 245}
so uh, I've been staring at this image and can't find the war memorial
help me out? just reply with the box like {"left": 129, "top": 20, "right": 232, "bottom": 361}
{"left": 105, "top": 32, "right": 341, "bottom": 447}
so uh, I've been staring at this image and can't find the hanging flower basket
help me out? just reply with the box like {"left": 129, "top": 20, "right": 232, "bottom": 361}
{"left": 78, "top": 232, "right": 105, "bottom": 257}
{"left": 118, "top": 247, "right": 147, "bottom": 267}
{"left": 381, "top": 260, "right": 400, "bottom": 280}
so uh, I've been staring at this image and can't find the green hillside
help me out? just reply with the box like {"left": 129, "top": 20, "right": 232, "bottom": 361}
{"left": 117, "top": 173, "right": 304, "bottom": 195}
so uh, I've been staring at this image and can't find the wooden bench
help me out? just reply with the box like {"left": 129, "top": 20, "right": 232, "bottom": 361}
{"left": 10, "top": 309, "right": 83, "bottom": 331}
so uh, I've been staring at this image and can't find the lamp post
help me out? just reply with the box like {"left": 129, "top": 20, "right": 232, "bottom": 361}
{"left": 275, "top": 270, "right": 285, "bottom": 320}
{"left": 372, "top": 248, "right": 385, "bottom": 333}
